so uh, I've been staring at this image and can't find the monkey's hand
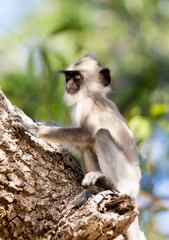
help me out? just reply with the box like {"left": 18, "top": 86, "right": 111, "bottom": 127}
{"left": 33, "top": 119, "right": 61, "bottom": 127}
{"left": 82, "top": 171, "right": 120, "bottom": 193}
{"left": 11, "top": 115, "right": 39, "bottom": 137}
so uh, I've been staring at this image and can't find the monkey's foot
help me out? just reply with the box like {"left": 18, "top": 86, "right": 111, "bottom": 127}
{"left": 82, "top": 171, "right": 120, "bottom": 192}
{"left": 82, "top": 171, "right": 104, "bottom": 186}
{"left": 72, "top": 188, "right": 100, "bottom": 208}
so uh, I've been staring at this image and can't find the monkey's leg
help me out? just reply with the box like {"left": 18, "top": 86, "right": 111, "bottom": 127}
{"left": 94, "top": 128, "right": 138, "bottom": 196}
{"left": 94, "top": 128, "right": 122, "bottom": 190}
{"left": 95, "top": 129, "right": 146, "bottom": 240}
{"left": 81, "top": 140, "right": 120, "bottom": 192}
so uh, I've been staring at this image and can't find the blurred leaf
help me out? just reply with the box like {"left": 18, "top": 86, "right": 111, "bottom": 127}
{"left": 129, "top": 116, "right": 151, "bottom": 140}
{"left": 150, "top": 104, "right": 169, "bottom": 117}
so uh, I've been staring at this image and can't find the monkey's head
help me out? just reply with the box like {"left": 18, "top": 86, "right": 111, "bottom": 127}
{"left": 59, "top": 52, "right": 111, "bottom": 105}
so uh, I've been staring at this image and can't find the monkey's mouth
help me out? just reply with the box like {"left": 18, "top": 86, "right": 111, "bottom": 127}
{"left": 66, "top": 87, "right": 79, "bottom": 95}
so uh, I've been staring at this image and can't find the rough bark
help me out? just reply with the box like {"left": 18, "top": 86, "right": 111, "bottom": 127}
{"left": 0, "top": 87, "right": 138, "bottom": 240}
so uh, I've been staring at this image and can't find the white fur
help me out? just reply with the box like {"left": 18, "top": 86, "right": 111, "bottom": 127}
{"left": 64, "top": 81, "right": 110, "bottom": 107}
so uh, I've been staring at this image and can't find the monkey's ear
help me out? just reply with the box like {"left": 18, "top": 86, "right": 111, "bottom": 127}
{"left": 99, "top": 68, "right": 111, "bottom": 86}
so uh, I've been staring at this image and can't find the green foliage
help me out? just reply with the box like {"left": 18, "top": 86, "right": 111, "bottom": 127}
{"left": 0, "top": 0, "right": 169, "bottom": 238}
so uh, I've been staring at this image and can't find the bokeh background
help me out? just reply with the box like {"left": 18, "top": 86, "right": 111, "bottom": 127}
{"left": 0, "top": 0, "right": 169, "bottom": 239}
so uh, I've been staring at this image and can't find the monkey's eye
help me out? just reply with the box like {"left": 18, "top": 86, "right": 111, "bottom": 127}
{"left": 65, "top": 74, "right": 71, "bottom": 82}
{"left": 73, "top": 74, "right": 82, "bottom": 81}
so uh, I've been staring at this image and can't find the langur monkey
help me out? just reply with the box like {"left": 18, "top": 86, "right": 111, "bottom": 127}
{"left": 13, "top": 52, "right": 146, "bottom": 240}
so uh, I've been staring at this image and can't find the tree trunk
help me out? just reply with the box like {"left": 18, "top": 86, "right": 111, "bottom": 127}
{"left": 0, "top": 87, "right": 138, "bottom": 240}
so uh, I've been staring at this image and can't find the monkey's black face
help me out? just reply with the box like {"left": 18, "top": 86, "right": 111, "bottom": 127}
{"left": 64, "top": 71, "right": 83, "bottom": 94}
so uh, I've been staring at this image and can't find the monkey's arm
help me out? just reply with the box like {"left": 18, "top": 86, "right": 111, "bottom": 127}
{"left": 12, "top": 115, "right": 93, "bottom": 146}
{"left": 36, "top": 126, "right": 94, "bottom": 146}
